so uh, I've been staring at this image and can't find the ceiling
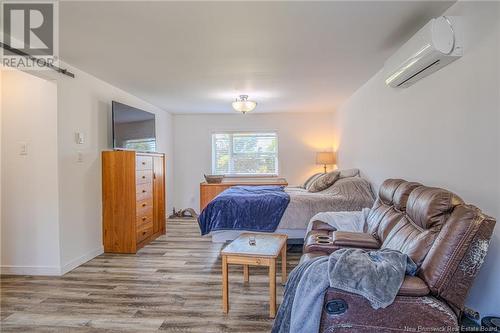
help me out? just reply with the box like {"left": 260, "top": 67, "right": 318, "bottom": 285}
{"left": 60, "top": 1, "right": 455, "bottom": 114}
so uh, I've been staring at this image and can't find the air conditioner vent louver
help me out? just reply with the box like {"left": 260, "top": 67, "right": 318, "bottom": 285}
{"left": 384, "top": 16, "right": 462, "bottom": 88}
{"left": 396, "top": 59, "right": 440, "bottom": 87}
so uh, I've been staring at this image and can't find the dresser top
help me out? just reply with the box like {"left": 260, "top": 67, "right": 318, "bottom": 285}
{"left": 200, "top": 178, "right": 288, "bottom": 186}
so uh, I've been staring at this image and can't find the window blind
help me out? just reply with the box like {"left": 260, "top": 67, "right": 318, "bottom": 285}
{"left": 212, "top": 132, "right": 278, "bottom": 175}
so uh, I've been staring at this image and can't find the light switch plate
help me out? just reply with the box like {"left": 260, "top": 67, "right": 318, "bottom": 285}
{"left": 19, "top": 142, "right": 28, "bottom": 155}
{"left": 75, "top": 132, "right": 85, "bottom": 144}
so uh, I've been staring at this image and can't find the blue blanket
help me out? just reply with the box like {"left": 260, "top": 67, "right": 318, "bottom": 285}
{"left": 198, "top": 185, "right": 290, "bottom": 235}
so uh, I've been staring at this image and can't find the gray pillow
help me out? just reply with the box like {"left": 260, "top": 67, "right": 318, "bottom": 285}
{"left": 303, "top": 173, "right": 323, "bottom": 189}
{"left": 339, "top": 168, "right": 360, "bottom": 179}
{"left": 308, "top": 171, "right": 340, "bottom": 192}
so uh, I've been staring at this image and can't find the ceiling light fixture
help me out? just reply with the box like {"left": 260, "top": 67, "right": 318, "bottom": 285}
{"left": 232, "top": 95, "right": 257, "bottom": 114}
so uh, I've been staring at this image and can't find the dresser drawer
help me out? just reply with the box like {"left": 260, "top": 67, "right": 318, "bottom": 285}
{"left": 136, "top": 182, "right": 153, "bottom": 201}
{"left": 137, "top": 198, "right": 153, "bottom": 216}
{"left": 136, "top": 211, "right": 153, "bottom": 228}
{"left": 137, "top": 224, "right": 153, "bottom": 243}
{"left": 136, "top": 170, "right": 153, "bottom": 184}
{"left": 136, "top": 155, "right": 153, "bottom": 170}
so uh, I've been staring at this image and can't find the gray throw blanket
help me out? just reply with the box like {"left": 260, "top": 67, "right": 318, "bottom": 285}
{"left": 272, "top": 248, "right": 417, "bottom": 333}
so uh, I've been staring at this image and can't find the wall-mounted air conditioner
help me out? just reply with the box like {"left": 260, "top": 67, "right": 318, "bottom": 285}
{"left": 384, "top": 16, "right": 463, "bottom": 88}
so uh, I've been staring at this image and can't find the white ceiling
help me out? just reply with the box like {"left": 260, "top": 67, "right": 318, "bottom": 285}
{"left": 60, "top": 1, "right": 454, "bottom": 114}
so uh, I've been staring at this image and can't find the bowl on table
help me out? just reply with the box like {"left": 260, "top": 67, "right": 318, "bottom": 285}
{"left": 204, "top": 174, "right": 224, "bottom": 184}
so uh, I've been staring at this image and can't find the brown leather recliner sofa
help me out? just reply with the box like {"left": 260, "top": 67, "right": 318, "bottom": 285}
{"left": 302, "top": 179, "right": 496, "bottom": 332}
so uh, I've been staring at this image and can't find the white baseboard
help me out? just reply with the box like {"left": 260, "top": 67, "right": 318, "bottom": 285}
{"left": 61, "top": 246, "right": 104, "bottom": 275}
{"left": 1, "top": 265, "right": 62, "bottom": 276}
{"left": 1, "top": 246, "right": 103, "bottom": 276}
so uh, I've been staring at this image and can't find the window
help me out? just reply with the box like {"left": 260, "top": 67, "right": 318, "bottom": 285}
{"left": 212, "top": 132, "right": 278, "bottom": 176}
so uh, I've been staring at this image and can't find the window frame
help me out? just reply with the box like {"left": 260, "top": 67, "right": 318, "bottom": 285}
{"left": 211, "top": 130, "right": 280, "bottom": 177}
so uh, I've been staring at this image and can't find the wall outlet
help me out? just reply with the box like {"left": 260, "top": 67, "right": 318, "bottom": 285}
{"left": 76, "top": 151, "right": 84, "bottom": 163}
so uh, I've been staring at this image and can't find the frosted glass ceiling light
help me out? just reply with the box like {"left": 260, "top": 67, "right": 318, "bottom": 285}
{"left": 232, "top": 95, "right": 257, "bottom": 114}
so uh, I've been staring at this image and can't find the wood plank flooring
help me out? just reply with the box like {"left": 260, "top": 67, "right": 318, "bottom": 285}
{"left": 1, "top": 219, "right": 300, "bottom": 332}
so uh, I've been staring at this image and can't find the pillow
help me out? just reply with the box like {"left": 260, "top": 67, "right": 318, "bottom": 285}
{"left": 339, "top": 168, "right": 360, "bottom": 179}
{"left": 308, "top": 171, "right": 340, "bottom": 192}
{"left": 303, "top": 173, "right": 323, "bottom": 189}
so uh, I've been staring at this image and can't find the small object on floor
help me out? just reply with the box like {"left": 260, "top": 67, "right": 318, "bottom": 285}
{"left": 249, "top": 236, "right": 256, "bottom": 246}
{"left": 460, "top": 314, "right": 480, "bottom": 331}
{"left": 169, "top": 207, "right": 199, "bottom": 219}
{"left": 481, "top": 316, "right": 500, "bottom": 330}
{"left": 463, "top": 307, "right": 480, "bottom": 321}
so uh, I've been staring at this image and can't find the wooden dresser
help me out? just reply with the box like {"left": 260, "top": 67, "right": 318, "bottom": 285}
{"left": 199, "top": 178, "right": 288, "bottom": 211}
{"left": 102, "top": 150, "right": 166, "bottom": 253}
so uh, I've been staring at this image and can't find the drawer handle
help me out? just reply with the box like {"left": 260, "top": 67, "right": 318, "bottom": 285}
{"left": 142, "top": 176, "right": 146, "bottom": 179}
{"left": 142, "top": 203, "right": 147, "bottom": 207}
{"left": 142, "top": 231, "right": 146, "bottom": 235}
{"left": 142, "top": 217, "right": 147, "bottom": 221}
{"left": 142, "top": 190, "right": 146, "bottom": 193}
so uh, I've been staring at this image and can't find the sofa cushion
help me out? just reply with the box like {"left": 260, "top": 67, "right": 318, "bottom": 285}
{"left": 382, "top": 186, "right": 463, "bottom": 266}
{"left": 397, "top": 276, "right": 430, "bottom": 296}
{"left": 393, "top": 181, "right": 422, "bottom": 212}
{"left": 378, "top": 179, "right": 406, "bottom": 205}
{"left": 406, "top": 186, "right": 463, "bottom": 230}
{"left": 300, "top": 253, "right": 430, "bottom": 296}
{"left": 367, "top": 180, "right": 420, "bottom": 241}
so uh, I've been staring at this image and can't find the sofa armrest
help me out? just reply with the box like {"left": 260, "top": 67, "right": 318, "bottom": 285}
{"left": 303, "top": 230, "right": 380, "bottom": 255}
{"left": 310, "top": 220, "right": 336, "bottom": 231}
{"left": 331, "top": 231, "right": 380, "bottom": 249}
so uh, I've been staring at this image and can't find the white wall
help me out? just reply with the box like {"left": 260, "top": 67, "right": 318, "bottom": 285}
{"left": 1, "top": 65, "right": 174, "bottom": 275}
{"left": 56, "top": 64, "right": 174, "bottom": 273}
{"left": 335, "top": 1, "right": 499, "bottom": 317}
{"left": 0, "top": 69, "right": 2, "bottom": 263}
{"left": 1, "top": 70, "right": 61, "bottom": 275}
{"left": 173, "top": 112, "right": 335, "bottom": 211}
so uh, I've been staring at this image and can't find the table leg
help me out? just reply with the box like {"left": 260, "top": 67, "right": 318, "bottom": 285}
{"left": 243, "top": 264, "right": 249, "bottom": 283}
{"left": 269, "top": 258, "right": 276, "bottom": 318}
{"left": 222, "top": 255, "right": 229, "bottom": 313}
{"left": 281, "top": 245, "right": 287, "bottom": 285}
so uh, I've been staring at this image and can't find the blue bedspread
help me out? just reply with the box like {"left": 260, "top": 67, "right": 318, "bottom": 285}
{"left": 198, "top": 185, "right": 291, "bottom": 235}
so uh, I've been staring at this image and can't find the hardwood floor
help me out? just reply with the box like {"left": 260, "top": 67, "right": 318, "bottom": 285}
{"left": 1, "top": 219, "right": 300, "bottom": 332}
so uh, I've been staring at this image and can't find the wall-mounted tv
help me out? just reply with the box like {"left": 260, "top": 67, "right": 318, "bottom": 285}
{"left": 112, "top": 101, "right": 156, "bottom": 152}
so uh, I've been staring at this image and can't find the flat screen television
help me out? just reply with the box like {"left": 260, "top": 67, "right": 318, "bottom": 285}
{"left": 112, "top": 101, "right": 156, "bottom": 152}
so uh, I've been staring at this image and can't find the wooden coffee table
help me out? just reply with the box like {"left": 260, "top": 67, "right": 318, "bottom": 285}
{"left": 220, "top": 233, "right": 288, "bottom": 318}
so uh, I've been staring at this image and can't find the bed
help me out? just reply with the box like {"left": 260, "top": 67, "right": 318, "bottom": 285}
{"left": 199, "top": 171, "right": 375, "bottom": 243}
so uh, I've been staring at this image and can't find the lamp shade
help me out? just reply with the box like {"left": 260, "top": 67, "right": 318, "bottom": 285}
{"left": 316, "top": 151, "right": 336, "bottom": 165}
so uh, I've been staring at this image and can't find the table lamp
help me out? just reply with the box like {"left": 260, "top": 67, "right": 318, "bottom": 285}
{"left": 316, "top": 151, "right": 336, "bottom": 173}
